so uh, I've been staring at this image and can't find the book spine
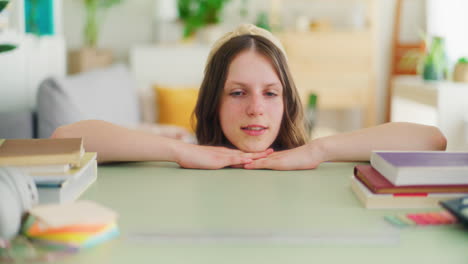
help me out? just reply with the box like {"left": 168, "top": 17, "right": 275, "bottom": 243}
{"left": 37, "top": 159, "right": 97, "bottom": 204}
{"left": 393, "top": 193, "right": 428, "bottom": 197}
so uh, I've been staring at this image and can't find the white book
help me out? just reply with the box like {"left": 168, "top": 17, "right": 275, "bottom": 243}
{"left": 36, "top": 153, "right": 97, "bottom": 204}
{"left": 350, "top": 176, "right": 466, "bottom": 209}
{"left": 370, "top": 151, "right": 468, "bottom": 186}
{"left": 32, "top": 153, "right": 96, "bottom": 184}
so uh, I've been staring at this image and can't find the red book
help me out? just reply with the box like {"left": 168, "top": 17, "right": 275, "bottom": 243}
{"left": 354, "top": 165, "right": 468, "bottom": 194}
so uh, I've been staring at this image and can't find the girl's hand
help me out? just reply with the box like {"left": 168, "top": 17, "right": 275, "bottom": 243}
{"left": 244, "top": 142, "right": 325, "bottom": 170}
{"left": 175, "top": 144, "right": 273, "bottom": 169}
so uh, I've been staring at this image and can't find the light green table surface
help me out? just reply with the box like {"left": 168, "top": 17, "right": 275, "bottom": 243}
{"left": 59, "top": 162, "right": 467, "bottom": 263}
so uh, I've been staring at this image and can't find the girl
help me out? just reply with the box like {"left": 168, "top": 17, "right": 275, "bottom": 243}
{"left": 52, "top": 24, "right": 446, "bottom": 170}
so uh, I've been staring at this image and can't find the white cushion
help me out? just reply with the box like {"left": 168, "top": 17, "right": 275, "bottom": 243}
{"left": 37, "top": 64, "right": 140, "bottom": 138}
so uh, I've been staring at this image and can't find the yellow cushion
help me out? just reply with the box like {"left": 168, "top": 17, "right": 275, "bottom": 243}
{"left": 154, "top": 85, "right": 199, "bottom": 131}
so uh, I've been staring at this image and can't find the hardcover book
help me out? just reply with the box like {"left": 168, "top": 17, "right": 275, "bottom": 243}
{"left": 0, "top": 138, "right": 84, "bottom": 167}
{"left": 350, "top": 176, "right": 466, "bottom": 209}
{"left": 370, "top": 151, "right": 468, "bottom": 186}
{"left": 354, "top": 165, "right": 468, "bottom": 194}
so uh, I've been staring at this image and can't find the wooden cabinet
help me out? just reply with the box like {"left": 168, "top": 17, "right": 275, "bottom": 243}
{"left": 274, "top": 0, "right": 377, "bottom": 127}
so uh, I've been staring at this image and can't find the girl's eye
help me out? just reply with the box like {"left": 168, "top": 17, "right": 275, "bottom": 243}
{"left": 265, "top": 91, "right": 278, "bottom": 97}
{"left": 229, "top": 91, "right": 245, "bottom": 96}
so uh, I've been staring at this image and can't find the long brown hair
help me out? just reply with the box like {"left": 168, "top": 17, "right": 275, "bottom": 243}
{"left": 193, "top": 34, "right": 307, "bottom": 150}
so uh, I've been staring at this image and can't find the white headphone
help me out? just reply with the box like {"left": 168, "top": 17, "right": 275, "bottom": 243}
{"left": 0, "top": 167, "right": 38, "bottom": 241}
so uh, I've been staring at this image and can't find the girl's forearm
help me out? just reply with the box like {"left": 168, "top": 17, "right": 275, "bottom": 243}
{"left": 51, "top": 120, "right": 183, "bottom": 163}
{"left": 313, "top": 122, "right": 447, "bottom": 162}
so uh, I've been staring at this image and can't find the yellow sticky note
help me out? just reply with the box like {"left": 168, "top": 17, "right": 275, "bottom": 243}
{"left": 29, "top": 200, "right": 118, "bottom": 228}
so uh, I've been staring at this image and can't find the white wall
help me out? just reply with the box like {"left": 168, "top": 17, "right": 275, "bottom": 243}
{"left": 0, "top": 0, "right": 66, "bottom": 112}
{"left": 63, "top": 0, "right": 155, "bottom": 60}
{"left": 62, "top": 0, "right": 266, "bottom": 60}
{"left": 62, "top": 0, "right": 425, "bottom": 125}
{"left": 427, "top": 0, "right": 468, "bottom": 66}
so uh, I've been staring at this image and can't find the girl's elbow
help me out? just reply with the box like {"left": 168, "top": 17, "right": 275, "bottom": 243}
{"left": 50, "top": 125, "right": 72, "bottom": 139}
{"left": 430, "top": 127, "right": 447, "bottom": 150}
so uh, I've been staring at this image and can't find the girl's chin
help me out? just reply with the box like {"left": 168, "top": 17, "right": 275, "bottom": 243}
{"left": 236, "top": 145, "right": 269, "bottom": 153}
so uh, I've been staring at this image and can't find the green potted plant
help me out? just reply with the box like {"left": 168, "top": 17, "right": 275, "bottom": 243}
{"left": 453, "top": 57, "right": 468, "bottom": 83}
{"left": 69, "top": 0, "right": 123, "bottom": 74}
{"left": 0, "top": 0, "right": 9, "bottom": 11}
{"left": 0, "top": 0, "right": 16, "bottom": 54}
{"left": 255, "top": 11, "right": 270, "bottom": 31}
{"left": 177, "top": 0, "right": 229, "bottom": 41}
{"left": 421, "top": 36, "right": 448, "bottom": 81}
{"left": 83, "top": 0, "right": 122, "bottom": 47}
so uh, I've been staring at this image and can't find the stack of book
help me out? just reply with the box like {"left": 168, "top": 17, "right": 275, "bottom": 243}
{"left": 22, "top": 200, "right": 119, "bottom": 250}
{"left": 0, "top": 138, "right": 97, "bottom": 204}
{"left": 351, "top": 151, "right": 468, "bottom": 209}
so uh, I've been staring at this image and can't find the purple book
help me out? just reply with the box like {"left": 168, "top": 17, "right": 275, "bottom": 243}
{"left": 370, "top": 151, "right": 468, "bottom": 186}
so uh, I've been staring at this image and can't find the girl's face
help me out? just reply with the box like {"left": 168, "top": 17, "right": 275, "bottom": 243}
{"left": 219, "top": 49, "right": 284, "bottom": 152}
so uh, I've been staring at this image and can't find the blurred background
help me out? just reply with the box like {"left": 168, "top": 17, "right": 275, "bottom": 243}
{"left": 1, "top": 0, "right": 468, "bottom": 150}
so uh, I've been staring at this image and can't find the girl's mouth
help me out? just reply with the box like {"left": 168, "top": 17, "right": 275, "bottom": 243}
{"left": 241, "top": 125, "right": 268, "bottom": 136}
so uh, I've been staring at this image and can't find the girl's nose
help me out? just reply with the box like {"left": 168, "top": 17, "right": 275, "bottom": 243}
{"left": 246, "top": 94, "right": 264, "bottom": 117}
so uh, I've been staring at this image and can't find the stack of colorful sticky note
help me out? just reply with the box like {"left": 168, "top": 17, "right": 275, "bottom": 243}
{"left": 384, "top": 210, "right": 457, "bottom": 228}
{"left": 22, "top": 200, "right": 119, "bottom": 250}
